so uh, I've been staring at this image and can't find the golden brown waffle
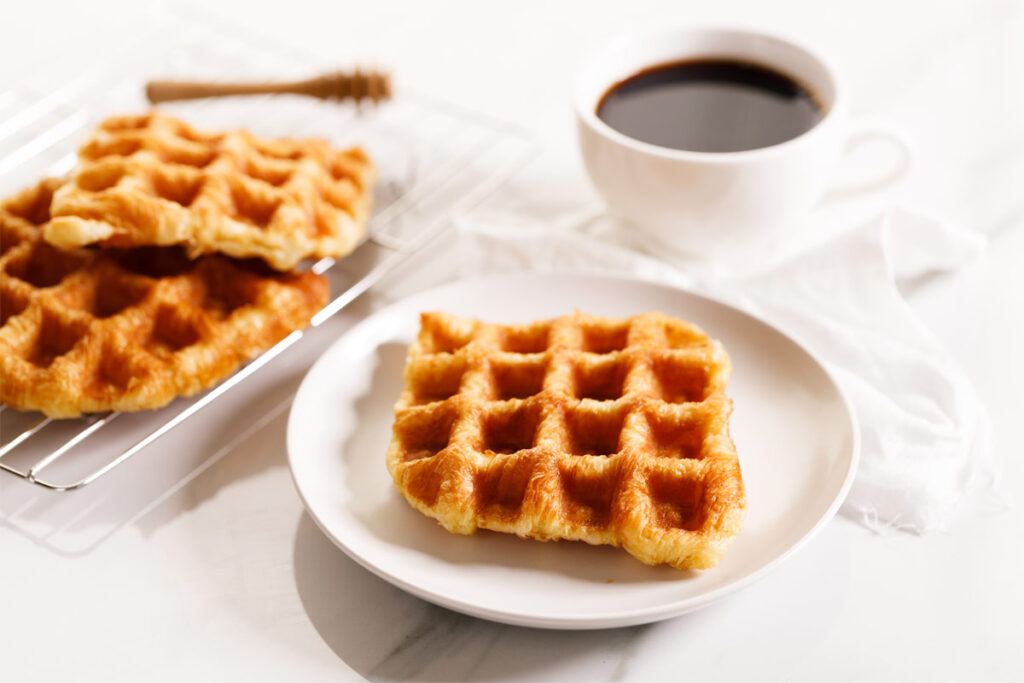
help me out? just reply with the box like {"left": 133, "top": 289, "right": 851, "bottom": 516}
{"left": 0, "top": 179, "right": 328, "bottom": 418}
{"left": 43, "top": 112, "right": 375, "bottom": 271}
{"left": 386, "top": 311, "right": 746, "bottom": 570}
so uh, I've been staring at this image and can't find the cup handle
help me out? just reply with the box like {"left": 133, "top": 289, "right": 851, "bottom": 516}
{"left": 823, "top": 123, "right": 913, "bottom": 201}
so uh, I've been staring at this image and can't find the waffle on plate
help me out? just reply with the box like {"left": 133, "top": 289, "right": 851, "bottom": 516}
{"left": 387, "top": 311, "right": 746, "bottom": 570}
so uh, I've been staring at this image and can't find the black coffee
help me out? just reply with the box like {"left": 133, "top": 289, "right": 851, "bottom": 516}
{"left": 596, "top": 59, "right": 823, "bottom": 153}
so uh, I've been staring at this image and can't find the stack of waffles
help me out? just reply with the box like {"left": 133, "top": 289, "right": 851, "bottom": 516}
{"left": 0, "top": 113, "right": 375, "bottom": 418}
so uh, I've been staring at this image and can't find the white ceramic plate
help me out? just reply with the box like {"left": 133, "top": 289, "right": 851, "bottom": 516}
{"left": 287, "top": 273, "right": 858, "bottom": 629}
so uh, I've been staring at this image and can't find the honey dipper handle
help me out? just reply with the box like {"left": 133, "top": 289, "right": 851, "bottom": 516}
{"left": 145, "top": 70, "right": 392, "bottom": 104}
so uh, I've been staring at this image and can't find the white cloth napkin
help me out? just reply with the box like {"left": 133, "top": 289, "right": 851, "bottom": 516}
{"left": 453, "top": 205, "right": 1002, "bottom": 533}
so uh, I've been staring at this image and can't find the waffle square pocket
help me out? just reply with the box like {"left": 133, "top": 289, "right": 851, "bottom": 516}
{"left": 386, "top": 311, "right": 746, "bottom": 570}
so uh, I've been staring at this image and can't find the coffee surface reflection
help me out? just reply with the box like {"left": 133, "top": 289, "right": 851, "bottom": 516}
{"left": 597, "top": 59, "right": 823, "bottom": 153}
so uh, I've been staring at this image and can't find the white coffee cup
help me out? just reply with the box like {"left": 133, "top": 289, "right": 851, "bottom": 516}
{"left": 576, "top": 26, "right": 906, "bottom": 262}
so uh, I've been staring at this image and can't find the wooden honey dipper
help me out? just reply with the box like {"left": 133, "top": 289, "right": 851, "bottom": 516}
{"left": 145, "top": 69, "right": 392, "bottom": 104}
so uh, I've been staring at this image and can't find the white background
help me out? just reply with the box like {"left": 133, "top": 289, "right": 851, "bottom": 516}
{"left": 1, "top": 0, "right": 1022, "bottom": 680}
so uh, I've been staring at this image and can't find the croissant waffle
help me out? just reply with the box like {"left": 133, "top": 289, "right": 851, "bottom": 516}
{"left": 44, "top": 112, "right": 374, "bottom": 271}
{"left": 387, "top": 311, "right": 746, "bottom": 570}
{"left": 0, "top": 178, "right": 328, "bottom": 418}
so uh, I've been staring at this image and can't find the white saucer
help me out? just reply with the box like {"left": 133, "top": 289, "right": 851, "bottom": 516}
{"left": 287, "top": 273, "right": 858, "bottom": 629}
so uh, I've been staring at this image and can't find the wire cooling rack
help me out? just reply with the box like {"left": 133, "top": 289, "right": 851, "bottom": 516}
{"left": 0, "top": 8, "right": 538, "bottom": 492}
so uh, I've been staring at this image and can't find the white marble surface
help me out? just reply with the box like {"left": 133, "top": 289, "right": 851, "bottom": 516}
{"left": 2, "top": 0, "right": 1023, "bottom": 680}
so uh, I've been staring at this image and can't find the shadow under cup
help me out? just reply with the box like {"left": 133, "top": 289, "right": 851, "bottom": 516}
{"left": 576, "top": 27, "right": 845, "bottom": 263}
